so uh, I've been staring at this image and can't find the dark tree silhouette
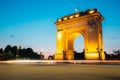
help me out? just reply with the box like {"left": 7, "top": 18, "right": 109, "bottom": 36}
{"left": 11, "top": 46, "right": 18, "bottom": 58}
{"left": 18, "top": 47, "right": 42, "bottom": 59}
{"left": 0, "top": 45, "right": 46, "bottom": 60}
{"left": 4, "top": 45, "right": 11, "bottom": 52}
{"left": 105, "top": 50, "right": 120, "bottom": 60}
{"left": 48, "top": 55, "right": 54, "bottom": 60}
{"left": 74, "top": 50, "right": 85, "bottom": 60}
{"left": 0, "top": 48, "right": 3, "bottom": 53}
{"left": 3, "top": 45, "right": 14, "bottom": 60}
{"left": 39, "top": 52, "right": 44, "bottom": 60}
{"left": 19, "top": 48, "right": 27, "bottom": 59}
{"left": 25, "top": 48, "right": 33, "bottom": 59}
{"left": 0, "top": 48, "right": 3, "bottom": 60}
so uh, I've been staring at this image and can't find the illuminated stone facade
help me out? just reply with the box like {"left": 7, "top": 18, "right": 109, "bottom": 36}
{"left": 55, "top": 9, "right": 105, "bottom": 60}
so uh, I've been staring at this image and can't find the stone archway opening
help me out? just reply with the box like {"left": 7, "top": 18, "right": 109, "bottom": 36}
{"left": 74, "top": 35, "right": 84, "bottom": 60}
{"left": 74, "top": 35, "right": 84, "bottom": 53}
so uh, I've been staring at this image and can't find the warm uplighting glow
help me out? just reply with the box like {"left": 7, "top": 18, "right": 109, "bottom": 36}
{"left": 56, "top": 9, "right": 98, "bottom": 23}
{"left": 63, "top": 17, "right": 68, "bottom": 20}
{"left": 85, "top": 53, "right": 99, "bottom": 60}
{"left": 75, "top": 14, "right": 80, "bottom": 17}
{"left": 57, "top": 32, "right": 62, "bottom": 39}
{"left": 58, "top": 18, "right": 62, "bottom": 22}
{"left": 69, "top": 15, "right": 74, "bottom": 19}
{"left": 89, "top": 10, "right": 95, "bottom": 14}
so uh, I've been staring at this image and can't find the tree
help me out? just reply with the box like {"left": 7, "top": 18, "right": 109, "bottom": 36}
{"left": 3, "top": 45, "right": 14, "bottom": 60}
{"left": 3, "top": 50, "right": 14, "bottom": 60}
{"left": 0, "top": 48, "right": 3, "bottom": 60}
{"left": 11, "top": 46, "right": 19, "bottom": 58}
{"left": 25, "top": 48, "right": 33, "bottom": 59}
{"left": 1, "top": 45, "right": 45, "bottom": 60}
{"left": 18, "top": 48, "right": 29, "bottom": 59}
{"left": 48, "top": 55, "right": 54, "bottom": 60}
{"left": 0, "top": 48, "right": 3, "bottom": 53}
{"left": 113, "top": 49, "right": 120, "bottom": 60}
{"left": 39, "top": 52, "right": 44, "bottom": 60}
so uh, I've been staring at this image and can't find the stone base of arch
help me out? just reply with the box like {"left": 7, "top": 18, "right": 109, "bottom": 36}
{"left": 55, "top": 52, "right": 104, "bottom": 60}
{"left": 54, "top": 53, "right": 64, "bottom": 60}
{"left": 85, "top": 52, "right": 99, "bottom": 60}
{"left": 55, "top": 50, "right": 74, "bottom": 60}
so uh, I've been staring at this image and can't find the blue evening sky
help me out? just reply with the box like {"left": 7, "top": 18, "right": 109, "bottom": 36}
{"left": 0, "top": 0, "right": 120, "bottom": 55}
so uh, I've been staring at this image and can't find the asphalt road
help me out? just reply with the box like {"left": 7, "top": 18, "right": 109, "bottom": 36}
{"left": 0, "top": 63, "right": 120, "bottom": 80}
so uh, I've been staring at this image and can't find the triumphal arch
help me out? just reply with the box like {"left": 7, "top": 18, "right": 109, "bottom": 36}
{"left": 55, "top": 9, "right": 105, "bottom": 60}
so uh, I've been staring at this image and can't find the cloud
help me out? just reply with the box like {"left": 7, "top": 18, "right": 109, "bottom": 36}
{"left": 112, "top": 37, "right": 117, "bottom": 39}
{"left": 10, "top": 35, "right": 15, "bottom": 38}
